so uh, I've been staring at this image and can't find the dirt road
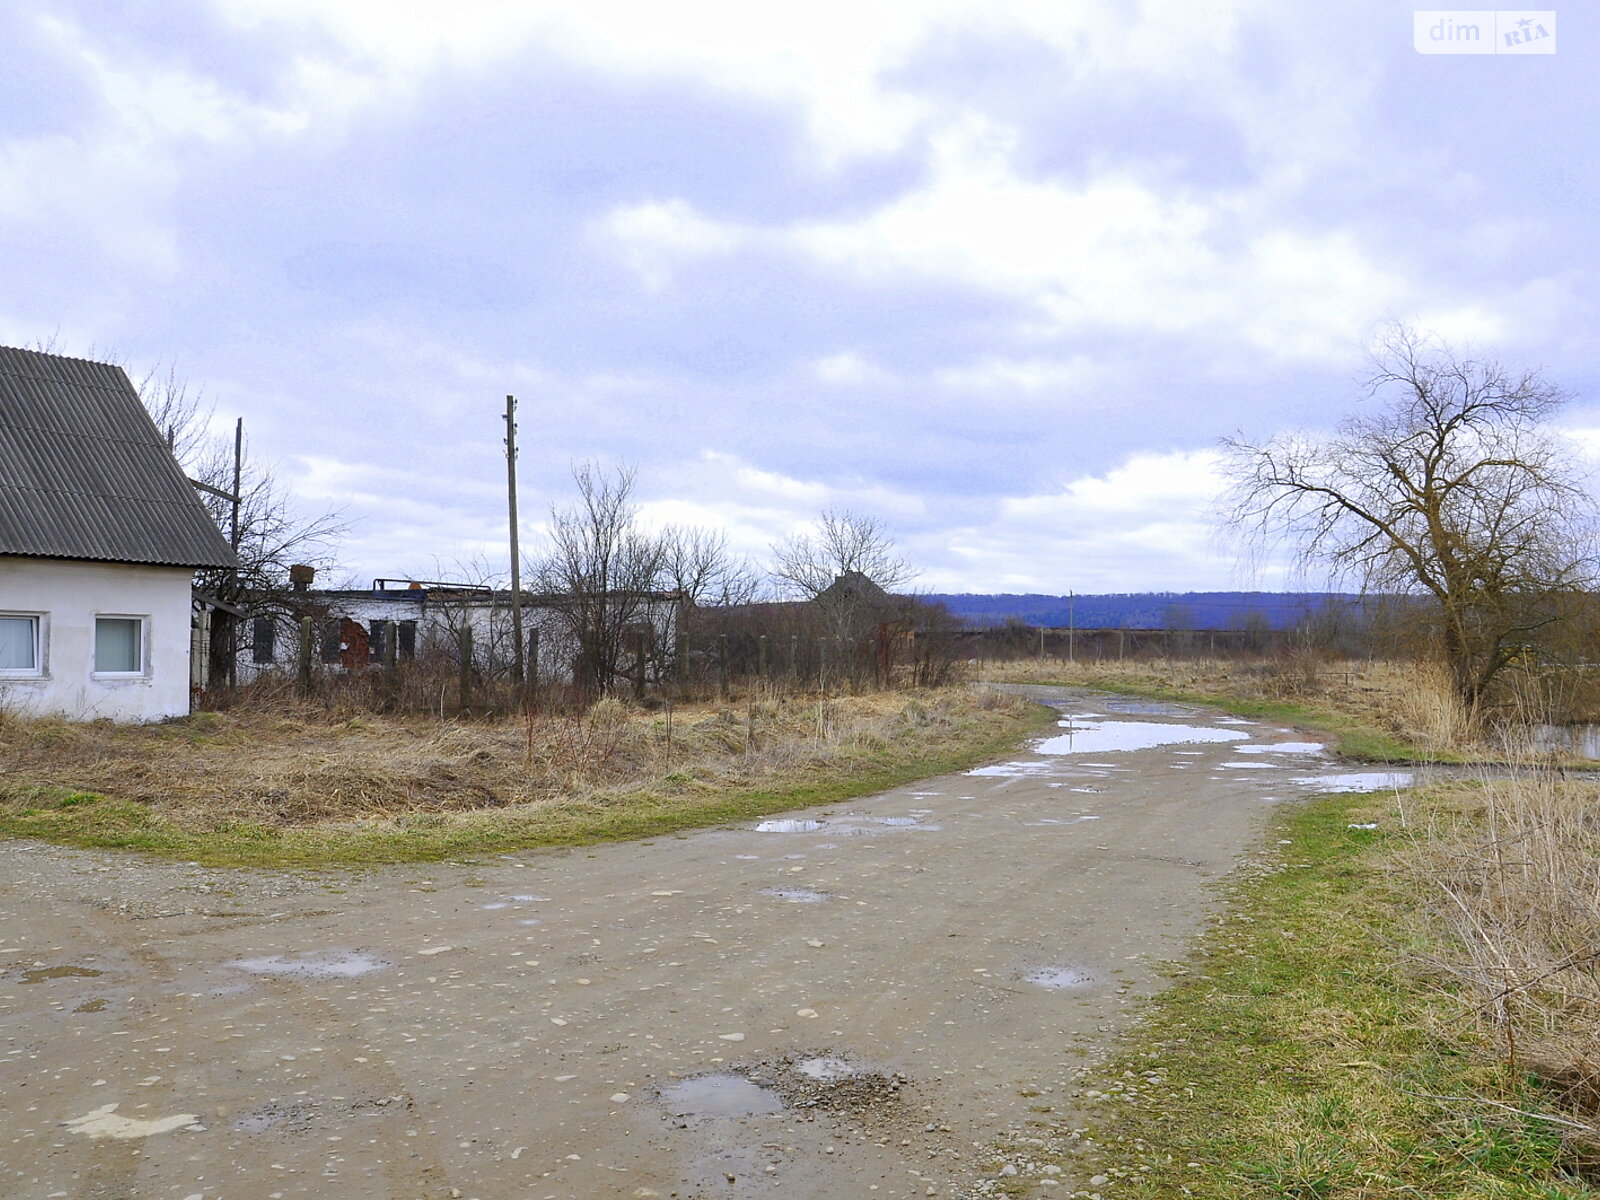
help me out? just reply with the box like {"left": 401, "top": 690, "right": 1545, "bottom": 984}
{"left": 0, "top": 687, "right": 1397, "bottom": 1199}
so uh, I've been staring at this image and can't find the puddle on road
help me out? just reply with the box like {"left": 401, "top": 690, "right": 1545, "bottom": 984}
{"left": 482, "top": 894, "right": 547, "bottom": 910}
{"left": 1022, "top": 815, "right": 1101, "bottom": 827}
{"left": 1237, "top": 742, "right": 1326, "bottom": 755}
{"left": 660, "top": 1074, "right": 785, "bottom": 1119}
{"left": 795, "top": 1055, "right": 864, "bottom": 1081}
{"left": 64, "top": 1104, "right": 198, "bottom": 1140}
{"left": 234, "top": 1101, "right": 317, "bottom": 1133}
{"left": 1218, "top": 761, "right": 1282, "bottom": 769}
{"left": 1099, "top": 698, "right": 1199, "bottom": 717}
{"left": 759, "top": 887, "right": 829, "bottom": 904}
{"left": 18, "top": 965, "right": 104, "bottom": 984}
{"left": 754, "top": 815, "right": 938, "bottom": 835}
{"left": 1025, "top": 965, "right": 1097, "bottom": 990}
{"left": 1037, "top": 720, "right": 1249, "bottom": 756}
{"left": 967, "top": 760, "right": 1056, "bottom": 777}
{"left": 1295, "top": 772, "right": 1415, "bottom": 793}
{"left": 229, "top": 950, "right": 390, "bottom": 980}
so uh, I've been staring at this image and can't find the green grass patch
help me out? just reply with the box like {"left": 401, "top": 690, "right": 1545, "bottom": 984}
{"left": 0, "top": 698, "right": 1054, "bottom": 869}
{"left": 1054, "top": 790, "right": 1598, "bottom": 1198}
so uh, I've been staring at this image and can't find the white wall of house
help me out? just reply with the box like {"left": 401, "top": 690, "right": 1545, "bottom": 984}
{"left": 0, "top": 556, "right": 196, "bottom": 722}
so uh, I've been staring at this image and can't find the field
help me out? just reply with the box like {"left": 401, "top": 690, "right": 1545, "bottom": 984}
{"left": 0, "top": 684, "right": 1049, "bottom": 867}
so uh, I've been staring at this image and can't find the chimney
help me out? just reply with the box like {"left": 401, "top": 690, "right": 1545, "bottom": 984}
{"left": 289, "top": 564, "right": 316, "bottom": 593}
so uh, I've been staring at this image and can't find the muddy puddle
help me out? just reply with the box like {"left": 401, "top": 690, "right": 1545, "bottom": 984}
{"left": 1024, "top": 965, "right": 1097, "bottom": 990}
{"left": 660, "top": 1074, "right": 785, "bottom": 1120}
{"left": 760, "top": 887, "right": 829, "bottom": 904}
{"left": 1295, "top": 771, "right": 1415, "bottom": 793}
{"left": 233, "top": 1100, "right": 318, "bottom": 1133}
{"left": 229, "top": 950, "right": 390, "bottom": 979}
{"left": 1237, "top": 742, "right": 1326, "bottom": 755}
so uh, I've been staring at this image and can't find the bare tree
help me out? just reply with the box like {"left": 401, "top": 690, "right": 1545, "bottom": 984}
{"left": 659, "top": 525, "right": 763, "bottom": 608}
{"left": 771, "top": 509, "right": 915, "bottom": 600}
{"left": 526, "top": 464, "right": 670, "bottom": 697}
{"left": 1223, "top": 325, "right": 1596, "bottom": 718}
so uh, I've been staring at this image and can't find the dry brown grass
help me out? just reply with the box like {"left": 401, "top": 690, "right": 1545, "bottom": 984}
{"left": 0, "top": 685, "right": 1028, "bottom": 834}
{"left": 1395, "top": 772, "right": 1600, "bottom": 1148}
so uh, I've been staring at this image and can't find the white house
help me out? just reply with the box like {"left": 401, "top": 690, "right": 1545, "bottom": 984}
{"left": 0, "top": 347, "right": 236, "bottom": 722}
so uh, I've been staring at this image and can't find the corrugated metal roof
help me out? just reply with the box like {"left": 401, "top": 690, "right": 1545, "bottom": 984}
{"left": 0, "top": 346, "right": 237, "bottom": 569}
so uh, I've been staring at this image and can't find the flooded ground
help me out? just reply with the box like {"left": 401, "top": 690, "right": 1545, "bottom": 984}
{"left": 0, "top": 684, "right": 1415, "bottom": 1199}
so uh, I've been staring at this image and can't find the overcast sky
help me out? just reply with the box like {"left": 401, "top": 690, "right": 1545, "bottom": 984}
{"left": 2, "top": 2, "right": 1593, "bottom": 594}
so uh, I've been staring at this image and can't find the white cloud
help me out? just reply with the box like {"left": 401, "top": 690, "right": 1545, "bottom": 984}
{"left": 910, "top": 449, "right": 1245, "bottom": 592}
{"left": 934, "top": 354, "right": 1102, "bottom": 394}
{"left": 597, "top": 200, "right": 746, "bottom": 290}
{"left": 591, "top": 110, "right": 1451, "bottom": 362}
{"left": 812, "top": 352, "right": 894, "bottom": 387}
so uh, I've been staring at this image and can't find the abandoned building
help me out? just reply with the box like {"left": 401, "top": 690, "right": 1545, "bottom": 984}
{"left": 239, "top": 574, "right": 684, "bottom": 688}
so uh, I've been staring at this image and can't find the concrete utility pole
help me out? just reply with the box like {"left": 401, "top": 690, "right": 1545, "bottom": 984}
{"left": 1068, "top": 590, "right": 1076, "bottom": 663}
{"left": 504, "top": 396, "right": 527, "bottom": 692}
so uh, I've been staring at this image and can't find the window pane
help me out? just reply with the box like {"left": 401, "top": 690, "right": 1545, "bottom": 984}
{"left": 252, "top": 617, "right": 276, "bottom": 664}
{"left": 0, "top": 617, "right": 36, "bottom": 670}
{"left": 95, "top": 618, "right": 141, "bottom": 672}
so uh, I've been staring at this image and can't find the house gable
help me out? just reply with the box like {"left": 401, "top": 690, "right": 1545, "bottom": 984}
{"left": 0, "top": 346, "right": 236, "bottom": 569}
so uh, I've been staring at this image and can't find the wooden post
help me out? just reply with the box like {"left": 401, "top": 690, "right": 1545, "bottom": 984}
{"left": 459, "top": 624, "right": 474, "bottom": 712}
{"left": 528, "top": 626, "right": 540, "bottom": 706}
{"left": 297, "top": 616, "right": 313, "bottom": 695}
{"left": 718, "top": 633, "right": 730, "bottom": 699}
{"left": 757, "top": 635, "right": 768, "bottom": 679}
{"left": 788, "top": 635, "right": 798, "bottom": 681}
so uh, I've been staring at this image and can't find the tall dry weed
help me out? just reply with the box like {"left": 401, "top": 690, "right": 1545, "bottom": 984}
{"left": 1398, "top": 769, "right": 1600, "bottom": 1144}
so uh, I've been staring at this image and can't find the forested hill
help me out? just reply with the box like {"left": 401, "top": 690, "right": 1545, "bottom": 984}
{"left": 921, "top": 592, "right": 1368, "bottom": 631}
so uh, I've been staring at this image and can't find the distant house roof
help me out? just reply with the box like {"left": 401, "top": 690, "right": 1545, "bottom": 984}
{"left": 0, "top": 346, "right": 237, "bottom": 569}
{"left": 817, "top": 570, "right": 892, "bottom": 607}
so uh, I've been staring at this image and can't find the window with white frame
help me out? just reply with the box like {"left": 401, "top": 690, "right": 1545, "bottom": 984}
{"left": 0, "top": 615, "right": 41, "bottom": 674}
{"left": 94, "top": 616, "right": 145, "bottom": 674}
